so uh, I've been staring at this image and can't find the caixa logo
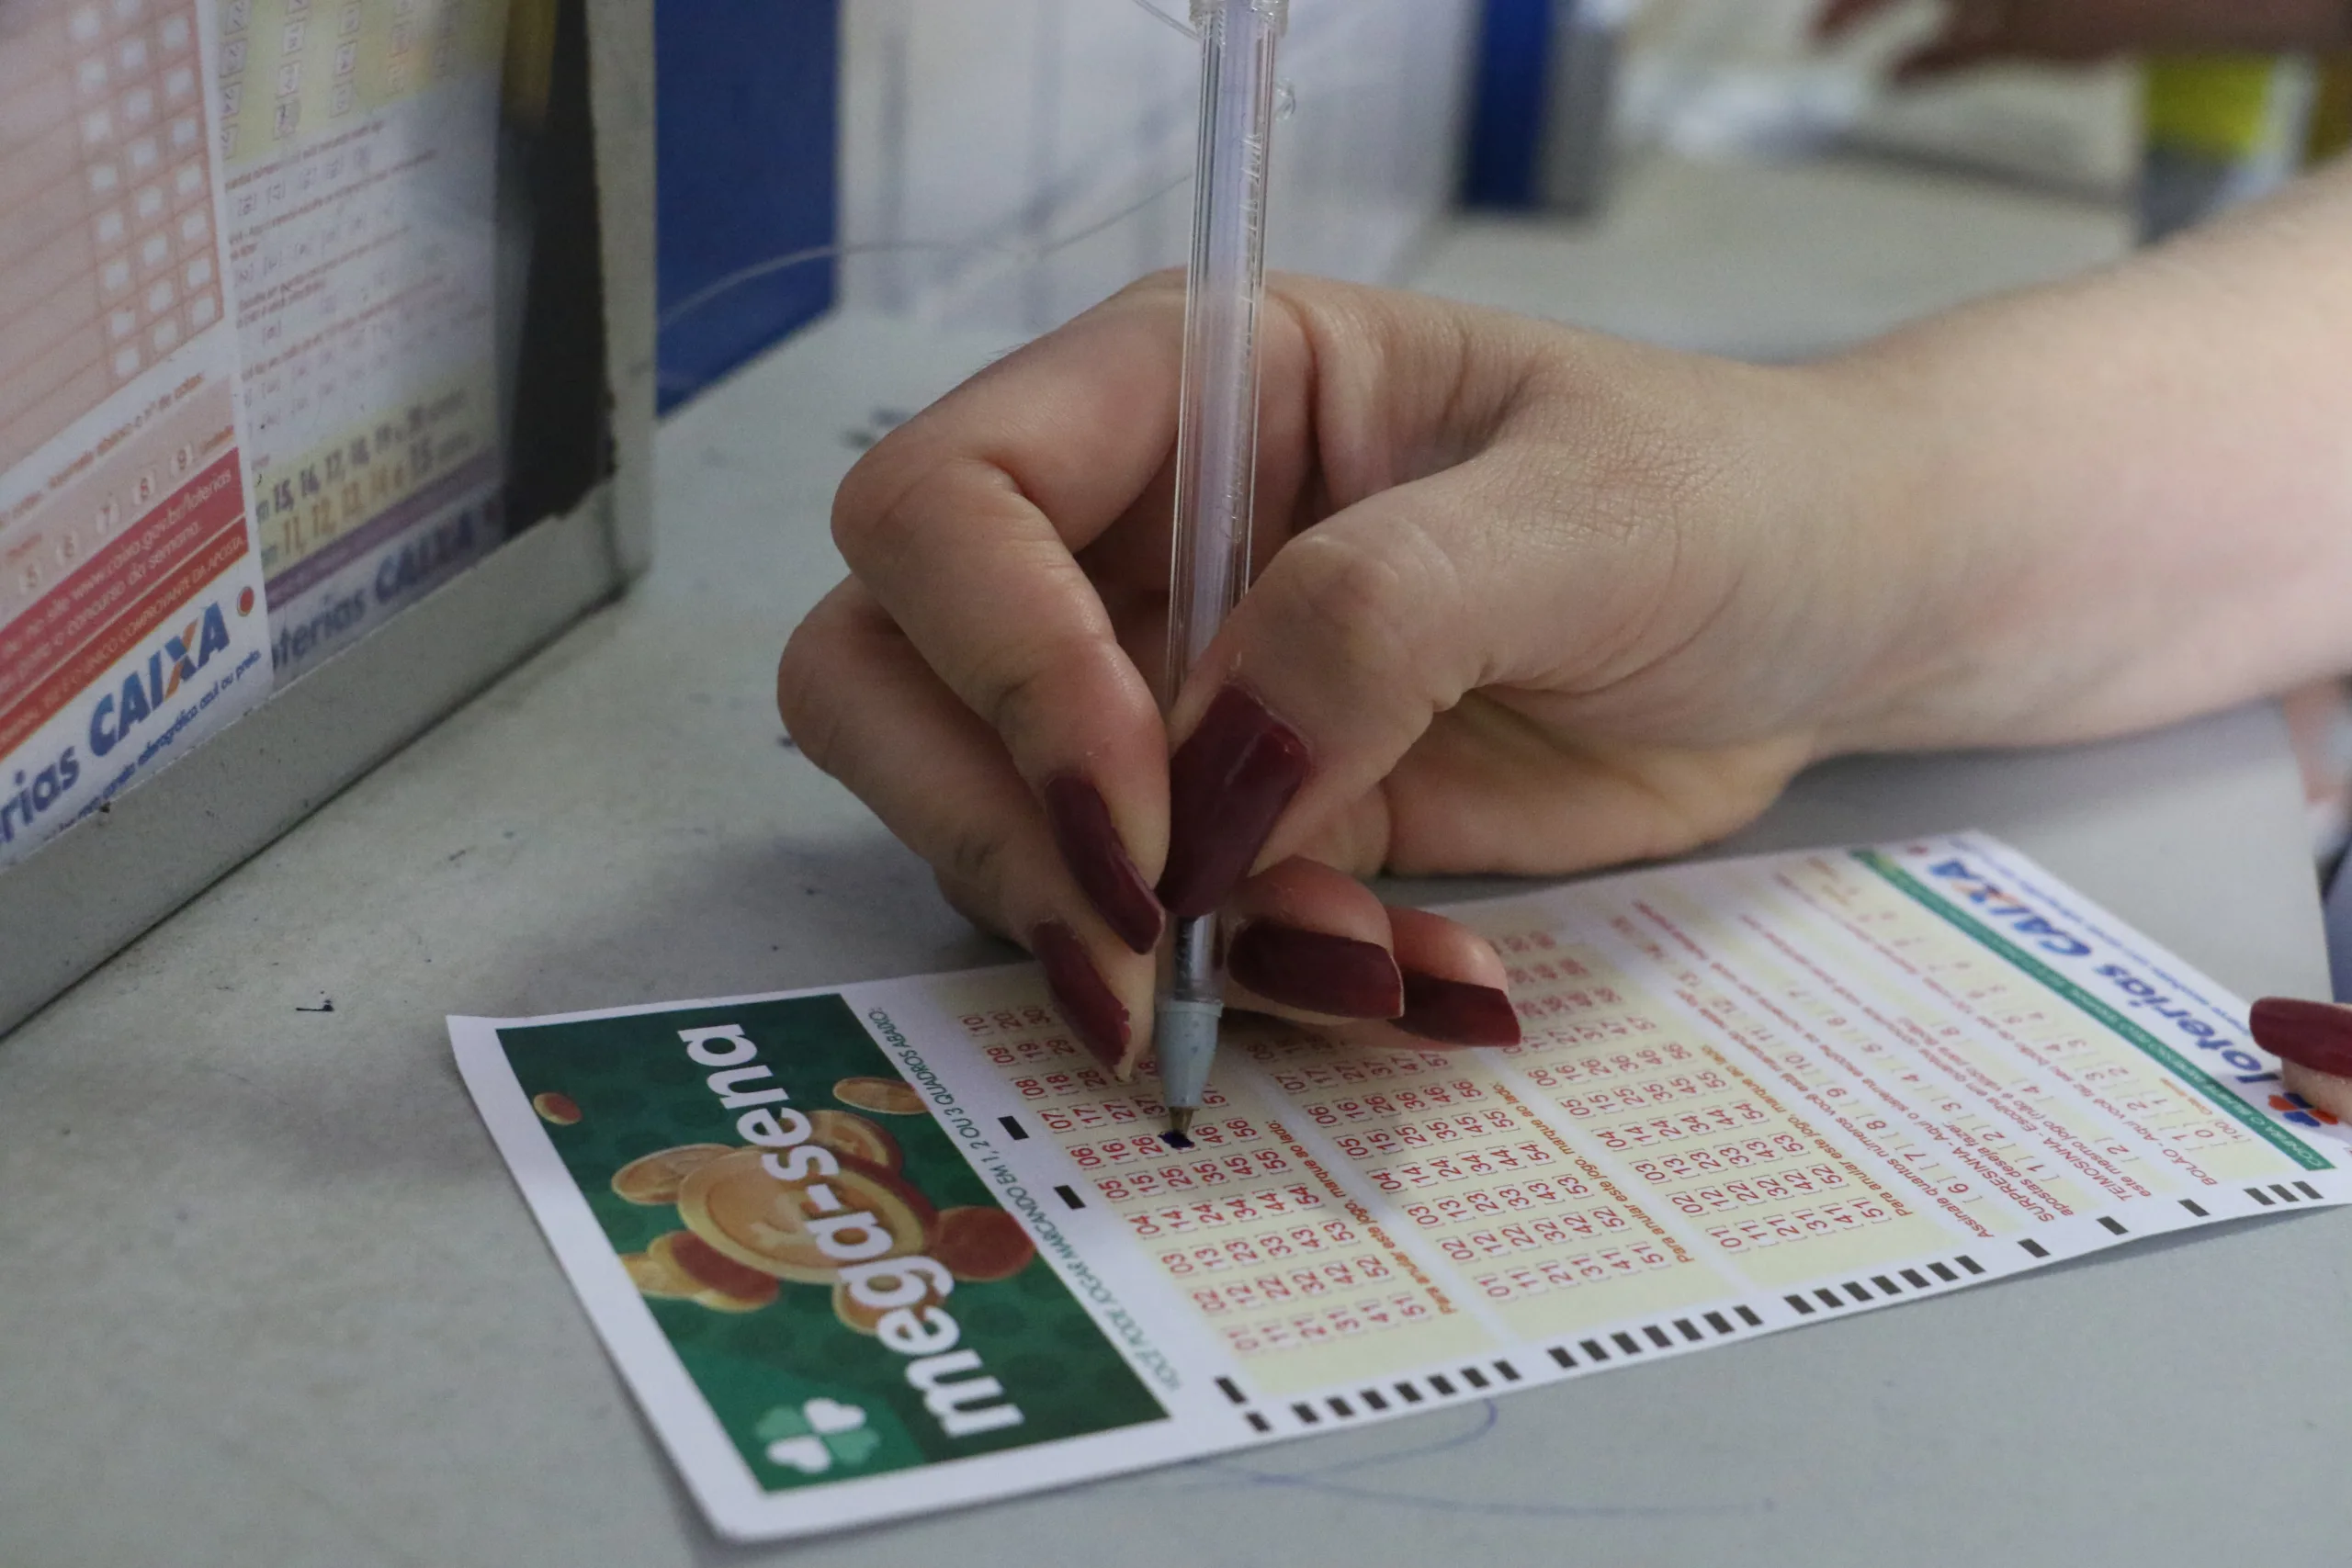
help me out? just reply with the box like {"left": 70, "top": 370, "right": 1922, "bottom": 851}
{"left": 1924, "top": 858, "right": 2092, "bottom": 957}
{"left": 2269, "top": 1091, "right": 2341, "bottom": 1132}
{"left": 88, "top": 598, "right": 235, "bottom": 758}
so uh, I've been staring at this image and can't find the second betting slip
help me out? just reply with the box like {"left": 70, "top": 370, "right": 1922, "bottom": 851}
{"left": 451, "top": 832, "right": 2352, "bottom": 1542}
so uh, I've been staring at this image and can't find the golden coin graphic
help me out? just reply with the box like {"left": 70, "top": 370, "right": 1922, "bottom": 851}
{"left": 808, "top": 1109, "right": 902, "bottom": 1171}
{"left": 532, "top": 1092, "right": 582, "bottom": 1126}
{"left": 650, "top": 1229, "right": 779, "bottom": 1312}
{"left": 676, "top": 1148, "right": 936, "bottom": 1283}
{"left": 610, "top": 1143, "right": 731, "bottom": 1206}
{"left": 831, "top": 1273, "right": 947, "bottom": 1336}
{"left": 931, "top": 1206, "right": 1037, "bottom": 1282}
{"left": 620, "top": 1247, "right": 695, "bottom": 1300}
{"left": 831, "top": 1076, "right": 925, "bottom": 1116}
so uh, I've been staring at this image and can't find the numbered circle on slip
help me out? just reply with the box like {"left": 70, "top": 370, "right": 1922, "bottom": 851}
{"left": 807, "top": 1109, "right": 901, "bottom": 1171}
{"left": 675, "top": 1147, "right": 937, "bottom": 1284}
{"left": 832, "top": 1076, "right": 925, "bottom": 1116}
{"left": 930, "top": 1207, "right": 1036, "bottom": 1282}
{"left": 610, "top": 1143, "right": 732, "bottom": 1206}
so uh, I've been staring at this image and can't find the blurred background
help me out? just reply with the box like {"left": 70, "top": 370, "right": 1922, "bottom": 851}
{"left": 655, "top": 0, "right": 2348, "bottom": 399}
{"left": 650, "top": 0, "right": 2352, "bottom": 970}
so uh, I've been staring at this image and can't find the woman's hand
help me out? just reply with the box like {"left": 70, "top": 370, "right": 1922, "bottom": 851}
{"left": 778, "top": 276, "right": 1927, "bottom": 1071}
{"left": 1817, "top": 0, "right": 2352, "bottom": 78}
{"left": 2251, "top": 998, "right": 2352, "bottom": 1122}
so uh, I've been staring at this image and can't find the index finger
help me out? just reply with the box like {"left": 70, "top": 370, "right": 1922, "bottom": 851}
{"left": 829, "top": 280, "right": 1193, "bottom": 943}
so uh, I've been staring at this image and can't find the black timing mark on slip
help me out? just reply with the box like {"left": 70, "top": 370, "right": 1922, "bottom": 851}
{"left": 1053, "top": 1184, "right": 1085, "bottom": 1210}
{"left": 2249, "top": 1181, "right": 2324, "bottom": 1207}
{"left": 2019, "top": 1238, "right": 2051, "bottom": 1258}
{"left": 1546, "top": 1307, "right": 1759, "bottom": 1371}
{"left": 1785, "top": 1255, "right": 1987, "bottom": 1314}
{"left": 1216, "top": 1377, "right": 1247, "bottom": 1406}
{"left": 998, "top": 1115, "right": 1029, "bottom": 1142}
{"left": 1286, "top": 1363, "right": 1532, "bottom": 1427}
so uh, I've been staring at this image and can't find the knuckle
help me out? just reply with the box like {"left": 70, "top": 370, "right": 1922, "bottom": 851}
{"left": 940, "top": 827, "right": 1012, "bottom": 919}
{"left": 933, "top": 867, "right": 1011, "bottom": 940}
{"left": 963, "top": 627, "right": 1088, "bottom": 751}
{"left": 833, "top": 455, "right": 1012, "bottom": 575}
{"left": 1274, "top": 527, "right": 1446, "bottom": 694}
{"left": 775, "top": 594, "right": 859, "bottom": 776}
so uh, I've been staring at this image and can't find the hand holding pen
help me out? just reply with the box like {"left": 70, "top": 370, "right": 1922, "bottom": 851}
{"left": 775, "top": 270, "right": 1853, "bottom": 1084}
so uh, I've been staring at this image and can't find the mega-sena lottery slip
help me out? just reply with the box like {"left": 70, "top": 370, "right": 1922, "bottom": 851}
{"left": 451, "top": 833, "right": 2352, "bottom": 1541}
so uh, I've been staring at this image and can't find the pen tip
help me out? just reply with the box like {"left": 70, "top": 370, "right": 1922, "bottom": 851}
{"left": 1167, "top": 1107, "right": 1196, "bottom": 1139}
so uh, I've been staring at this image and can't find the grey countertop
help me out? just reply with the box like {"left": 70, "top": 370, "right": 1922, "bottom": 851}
{"left": 6, "top": 152, "right": 2344, "bottom": 1568}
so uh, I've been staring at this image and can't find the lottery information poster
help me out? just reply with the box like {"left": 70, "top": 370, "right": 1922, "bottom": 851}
{"left": 214, "top": 0, "right": 506, "bottom": 680}
{"left": 452, "top": 834, "right": 2352, "bottom": 1542}
{"left": 0, "top": 0, "right": 271, "bottom": 867}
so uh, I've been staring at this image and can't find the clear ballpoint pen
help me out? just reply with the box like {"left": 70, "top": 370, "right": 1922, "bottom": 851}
{"left": 1155, "top": 0, "right": 1287, "bottom": 1141}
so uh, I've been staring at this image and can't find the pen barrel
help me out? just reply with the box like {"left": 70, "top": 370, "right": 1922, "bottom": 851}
{"left": 1155, "top": 1, "right": 1283, "bottom": 1119}
{"left": 1164, "top": 0, "right": 1283, "bottom": 701}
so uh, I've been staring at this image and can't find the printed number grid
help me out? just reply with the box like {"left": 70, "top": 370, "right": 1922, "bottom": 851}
{"left": 0, "top": 0, "right": 220, "bottom": 475}
{"left": 1492, "top": 934, "right": 1922, "bottom": 1269}
{"left": 1773, "top": 861, "right": 2278, "bottom": 1183}
{"left": 1239, "top": 1022, "right": 1691, "bottom": 1314}
{"left": 215, "top": 0, "right": 468, "bottom": 161}
{"left": 960, "top": 1006, "right": 1449, "bottom": 1365}
{"left": 215, "top": 0, "right": 502, "bottom": 584}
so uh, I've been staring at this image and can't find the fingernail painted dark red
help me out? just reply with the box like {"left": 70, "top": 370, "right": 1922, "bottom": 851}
{"left": 1227, "top": 923, "right": 1404, "bottom": 1019}
{"left": 1042, "top": 774, "right": 1164, "bottom": 954}
{"left": 1034, "top": 920, "right": 1130, "bottom": 1069}
{"left": 2249, "top": 996, "right": 2352, "bottom": 1077}
{"left": 1397, "top": 971, "right": 1521, "bottom": 1046}
{"left": 1157, "top": 686, "right": 1310, "bottom": 919}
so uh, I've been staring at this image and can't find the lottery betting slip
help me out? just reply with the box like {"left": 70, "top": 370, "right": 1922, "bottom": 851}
{"left": 451, "top": 833, "right": 2352, "bottom": 1542}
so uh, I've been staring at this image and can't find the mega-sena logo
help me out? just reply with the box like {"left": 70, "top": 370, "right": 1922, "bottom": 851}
{"left": 88, "top": 596, "right": 236, "bottom": 758}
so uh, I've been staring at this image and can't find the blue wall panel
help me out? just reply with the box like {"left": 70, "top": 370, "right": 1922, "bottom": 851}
{"left": 656, "top": 0, "right": 840, "bottom": 412}
{"left": 1463, "top": 0, "right": 1552, "bottom": 209}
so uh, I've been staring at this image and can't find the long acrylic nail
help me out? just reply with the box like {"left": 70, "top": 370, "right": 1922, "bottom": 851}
{"left": 1397, "top": 971, "right": 1522, "bottom": 1046}
{"left": 1043, "top": 774, "right": 1164, "bottom": 954}
{"left": 2250, "top": 997, "right": 2352, "bottom": 1077}
{"left": 1033, "top": 921, "right": 1131, "bottom": 1070}
{"left": 1227, "top": 923, "right": 1404, "bottom": 1019}
{"left": 1158, "top": 686, "right": 1310, "bottom": 919}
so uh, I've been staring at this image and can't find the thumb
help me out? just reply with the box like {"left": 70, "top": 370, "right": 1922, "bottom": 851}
{"left": 1152, "top": 447, "right": 1686, "bottom": 918}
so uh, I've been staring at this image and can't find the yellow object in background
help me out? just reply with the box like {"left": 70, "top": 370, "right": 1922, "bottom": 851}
{"left": 2308, "top": 54, "right": 2352, "bottom": 163}
{"left": 2138, "top": 53, "right": 2320, "bottom": 241}
{"left": 503, "top": 0, "right": 560, "bottom": 133}
{"left": 2143, "top": 55, "right": 2301, "bottom": 159}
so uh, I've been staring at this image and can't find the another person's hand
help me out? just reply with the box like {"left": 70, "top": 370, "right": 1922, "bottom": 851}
{"left": 779, "top": 276, "right": 1933, "bottom": 1070}
{"left": 1817, "top": 0, "right": 2352, "bottom": 79}
{"left": 2250, "top": 998, "right": 2352, "bottom": 1122}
